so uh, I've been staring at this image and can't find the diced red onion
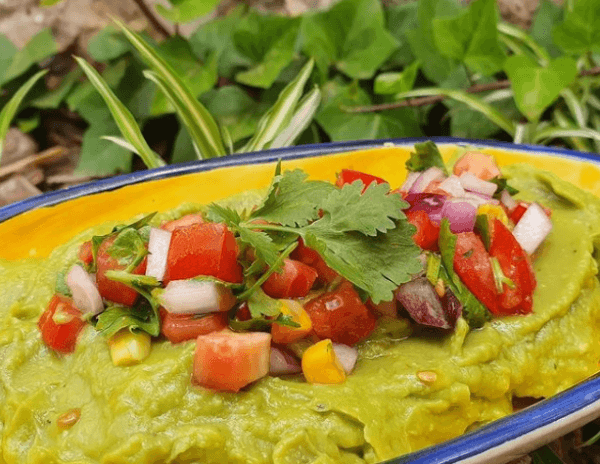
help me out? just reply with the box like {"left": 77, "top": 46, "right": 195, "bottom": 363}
{"left": 458, "top": 192, "right": 498, "bottom": 207}
{"left": 512, "top": 203, "right": 553, "bottom": 254}
{"left": 160, "top": 280, "right": 237, "bottom": 315}
{"left": 146, "top": 227, "right": 172, "bottom": 281}
{"left": 410, "top": 167, "right": 446, "bottom": 194}
{"left": 332, "top": 343, "right": 358, "bottom": 374}
{"left": 500, "top": 189, "right": 517, "bottom": 211}
{"left": 440, "top": 199, "right": 477, "bottom": 233}
{"left": 459, "top": 172, "right": 497, "bottom": 197}
{"left": 438, "top": 175, "right": 465, "bottom": 197}
{"left": 400, "top": 171, "right": 421, "bottom": 192}
{"left": 395, "top": 277, "right": 462, "bottom": 329}
{"left": 269, "top": 347, "right": 301, "bottom": 375}
{"left": 66, "top": 264, "right": 104, "bottom": 316}
{"left": 404, "top": 193, "right": 447, "bottom": 224}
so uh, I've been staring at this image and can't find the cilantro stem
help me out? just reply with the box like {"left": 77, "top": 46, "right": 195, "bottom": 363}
{"left": 237, "top": 241, "right": 298, "bottom": 301}
{"left": 240, "top": 222, "right": 301, "bottom": 235}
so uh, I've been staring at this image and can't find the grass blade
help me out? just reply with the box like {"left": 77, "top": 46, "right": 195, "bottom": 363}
{"left": 533, "top": 126, "right": 600, "bottom": 145}
{"left": 560, "top": 88, "right": 588, "bottom": 128}
{"left": 241, "top": 59, "right": 315, "bottom": 153}
{"left": 113, "top": 18, "right": 226, "bottom": 158}
{"left": 74, "top": 56, "right": 165, "bottom": 170}
{"left": 269, "top": 86, "right": 321, "bottom": 149}
{"left": 0, "top": 69, "right": 47, "bottom": 165}
{"left": 102, "top": 136, "right": 141, "bottom": 155}
{"left": 497, "top": 22, "right": 550, "bottom": 66}
{"left": 144, "top": 70, "right": 217, "bottom": 159}
{"left": 394, "top": 87, "right": 516, "bottom": 136}
{"left": 553, "top": 109, "right": 593, "bottom": 152}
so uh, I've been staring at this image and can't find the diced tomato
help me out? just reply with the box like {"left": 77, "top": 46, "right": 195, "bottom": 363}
{"left": 453, "top": 152, "right": 501, "bottom": 181}
{"left": 38, "top": 294, "right": 87, "bottom": 353}
{"left": 489, "top": 219, "right": 536, "bottom": 315}
{"left": 405, "top": 210, "right": 440, "bottom": 251}
{"left": 290, "top": 238, "right": 339, "bottom": 285}
{"left": 161, "top": 214, "right": 204, "bottom": 232}
{"left": 271, "top": 300, "right": 313, "bottom": 345}
{"left": 304, "top": 281, "right": 377, "bottom": 346}
{"left": 77, "top": 241, "right": 93, "bottom": 266}
{"left": 262, "top": 259, "right": 318, "bottom": 299}
{"left": 509, "top": 203, "right": 529, "bottom": 224}
{"left": 193, "top": 330, "right": 271, "bottom": 392}
{"left": 335, "top": 169, "right": 387, "bottom": 192}
{"left": 96, "top": 236, "right": 147, "bottom": 306}
{"left": 163, "top": 222, "right": 243, "bottom": 285}
{"left": 453, "top": 232, "right": 499, "bottom": 314}
{"left": 160, "top": 309, "right": 228, "bottom": 344}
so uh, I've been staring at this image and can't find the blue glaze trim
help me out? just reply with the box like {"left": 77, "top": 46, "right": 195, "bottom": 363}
{"left": 2, "top": 137, "right": 599, "bottom": 223}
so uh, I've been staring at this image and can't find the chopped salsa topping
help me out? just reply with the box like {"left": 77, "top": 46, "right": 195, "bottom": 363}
{"left": 38, "top": 142, "right": 552, "bottom": 392}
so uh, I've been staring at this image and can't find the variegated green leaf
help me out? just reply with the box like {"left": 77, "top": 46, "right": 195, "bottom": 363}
{"left": 394, "top": 87, "right": 516, "bottom": 136}
{"left": 241, "top": 58, "right": 315, "bottom": 153}
{"left": 74, "top": 56, "right": 165, "bottom": 170}
{"left": 113, "top": 18, "right": 225, "bottom": 159}
{"left": 144, "top": 70, "right": 218, "bottom": 159}
{"left": 533, "top": 126, "right": 600, "bottom": 144}
{"left": 269, "top": 86, "right": 321, "bottom": 149}
{"left": 497, "top": 22, "right": 550, "bottom": 65}
{"left": 101, "top": 136, "right": 141, "bottom": 155}
{"left": 0, "top": 69, "right": 47, "bottom": 165}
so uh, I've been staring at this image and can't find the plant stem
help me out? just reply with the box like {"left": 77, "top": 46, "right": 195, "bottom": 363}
{"left": 344, "top": 67, "right": 600, "bottom": 113}
{"left": 131, "top": 0, "right": 172, "bottom": 39}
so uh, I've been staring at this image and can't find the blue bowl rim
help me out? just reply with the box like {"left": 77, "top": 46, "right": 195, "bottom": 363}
{"left": 2, "top": 136, "right": 600, "bottom": 464}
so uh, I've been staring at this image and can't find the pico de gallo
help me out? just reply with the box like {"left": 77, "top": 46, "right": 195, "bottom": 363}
{"left": 38, "top": 142, "right": 552, "bottom": 392}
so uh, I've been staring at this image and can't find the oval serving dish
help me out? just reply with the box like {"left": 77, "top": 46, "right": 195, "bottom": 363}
{"left": 2, "top": 137, "right": 600, "bottom": 464}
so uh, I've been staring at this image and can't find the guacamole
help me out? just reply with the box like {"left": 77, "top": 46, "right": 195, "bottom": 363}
{"left": 1, "top": 163, "right": 600, "bottom": 464}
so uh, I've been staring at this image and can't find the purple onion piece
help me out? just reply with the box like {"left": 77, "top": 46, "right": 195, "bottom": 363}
{"left": 395, "top": 277, "right": 461, "bottom": 330}
{"left": 404, "top": 193, "right": 448, "bottom": 225}
{"left": 440, "top": 200, "right": 477, "bottom": 233}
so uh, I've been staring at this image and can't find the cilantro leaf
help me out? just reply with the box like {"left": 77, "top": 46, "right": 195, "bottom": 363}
{"left": 251, "top": 169, "right": 336, "bottom": 227}
{"left": 247, "top": 287, "right": 283, "bottom": 318}
{"left": 95, "top": 299, "right": 160, "bottom": 338}
{"left": 304, "top": 218, "right": 422, "bottom": 304}
{"left": 318, "top": 181, "right": 406, "bottom": 236}
{"left": 108, "top": 227, "right": 149, "bottom": 270}
{"left": 55, "top": 270, "right": 72, "bottom": 297}
{"left": 489, "top": 177, "right": 519, "bottom": 198}
{"left": 438, "top": 219, "right": 491, "bottom": 328}
{"left": 405, "top": 140, "right": 448, "bottom": 175}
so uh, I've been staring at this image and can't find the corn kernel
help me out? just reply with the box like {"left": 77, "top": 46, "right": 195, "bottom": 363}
{"left": 477, "top": 204, "right": 508, "bottom": 225}
{"left": 108, "top": 329, "right": 151, "bottom": 366}
{"left": 301, "top": 339, "right": 346, "bottom": 384}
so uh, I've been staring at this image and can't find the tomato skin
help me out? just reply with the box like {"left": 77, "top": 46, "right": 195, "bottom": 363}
{"left": 405, "top": 210, "right": 440, "bottom": 251}
{"left": 193, "top": 330, "right": 271, "bottom": 392}
{"left": 96, "top": 236, "right": 147, "bottom": 306}
{"left": 489, "top": 219, "right": 536, "bottom": 315}
{"left": 78, "top": 241, "right": 93, "bottom": 266}
{"left": 453, "top": 232, "right": 499, "bottom": 314}
{"left": 290, "top": 238, "right": 339, "bottom": 285}
{"left": 163, "top": 222, "right": 243, "bottom": 285}
{"left": 304, "top": 281, "right": 377, "bottom": 346}
{"left": 509, "top": 203, "right": 528, "bottom": 224}
{"left": 262, "top": 259, "right": 318, "bottom": 299}
{"left": 161, "top": 310, "right": 228, "bottom": 344}
{"left": 161, "top": 213, "right": 204, "bottom": 232}
{"left": 335, "top": 169, "right": 387, "bottom": 192}
{"left": 38, "top": 294, "right": 87, "bottom": 353}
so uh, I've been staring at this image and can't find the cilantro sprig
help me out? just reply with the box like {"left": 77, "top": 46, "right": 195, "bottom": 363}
{"left": 405, "top": 140, "right": 448, "bottom": 175}
{"left": 208, "top": 167, "right": 422, "bottom": 304}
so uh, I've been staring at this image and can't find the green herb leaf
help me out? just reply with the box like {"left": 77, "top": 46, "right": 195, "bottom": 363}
{"left": 438, "top": 219, "right": 492, "bottom": 328}
{"left": 247, "top": 287, "right": 283, "bottom": 319}
{"left": 0, "top": 69, "right": 47, "bottom": 164}
{"left": 95, "top": 299, "right": 160, "bottom": 338}
{"left": 489, "top": 177, "right": 519, "bottom": 198}
{"left": 432, "top": 0, "right": 505, "bottom": 76}
{"left": 552, "top": 0, "right": 600, "bottom": 55}
{"left": 383, "top": 2, "right": 418, "bottom": 69}
{"left": 234, "top": 13, "right": 300, "bottom": 89}
{"left": 0, "top": 34, "right": 18, "bottom": 87}
{"left": 504, "top": 55, "right": 578, "bottom": 123}
{"left": 2, "top": 29, "right": 57, "bottom": 85}
{"left": 317, "top": 181, "right": 404, "bottom": 236}
{"left": 475, "top": 214, "right": 491, "bottom": 250}
{"left": 374, "top": 60, "right": 420, "bottom": 95}
{"left": 405, "top": 140, "right": 448, "bottom": 174}
{"left": 251, "top": 169, "right": 336, "bottom": 227}
{"left": 155, "top": 0, "right": 221, "bottom": 24}
{"left": 530, "top": 0, "right": 564, "bottom": 59}
{"left": 316, "top": 78, "right": 422, "bottom": 141}
{"left": 87, "top": 26, "right": 130, "bottom": 62}
{"left": 300, "top": 0, "right": 399, "bottom": 80}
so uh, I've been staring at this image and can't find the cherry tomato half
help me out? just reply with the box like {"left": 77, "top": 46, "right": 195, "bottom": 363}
{"left": 335, "top": 169, "right": 387, "bottom": 193}
{"left": 405, "top": 210, "right": 440, "bottom": 251}
{"left": 262, "top": 259, "right": 318, "bottom": 299}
